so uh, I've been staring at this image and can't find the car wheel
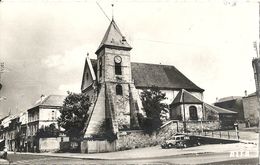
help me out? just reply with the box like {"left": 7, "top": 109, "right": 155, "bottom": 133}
{"left": 3, "top": 153, "right": 7, "bottom": 159}
{"left": 168, "top": 144, "right": 173, "bottom": 148}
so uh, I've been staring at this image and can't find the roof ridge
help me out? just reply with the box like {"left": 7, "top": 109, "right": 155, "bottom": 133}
{"left": 131, "top": 61, "right": 177, "bottom": 67}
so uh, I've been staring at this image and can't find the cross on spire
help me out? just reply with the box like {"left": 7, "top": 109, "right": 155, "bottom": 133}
{"left": 112, "top": 4, "right": 114, "bottom": 20}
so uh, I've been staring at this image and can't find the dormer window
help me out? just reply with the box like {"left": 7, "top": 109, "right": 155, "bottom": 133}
{"left": 114, "top": 56, "right": 122, "bottom": 75}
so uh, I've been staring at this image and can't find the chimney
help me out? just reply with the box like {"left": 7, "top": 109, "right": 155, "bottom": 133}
{"left": 244, "top": 90, "right": 247, "bottom": 97}
{"left": 216, "top": 97, "right": 218, "bottom": 102}
{"left": 40, "top": 94, "right": 45, "bottom": 102}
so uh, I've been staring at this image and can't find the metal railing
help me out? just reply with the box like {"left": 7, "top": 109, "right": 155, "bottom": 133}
{"left": 187, "top": 130, "right": 239, "bottom": 140}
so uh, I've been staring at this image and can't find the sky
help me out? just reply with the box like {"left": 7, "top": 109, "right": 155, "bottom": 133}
{"left": 0, "top": 0, "right": 259, "bottom": 117}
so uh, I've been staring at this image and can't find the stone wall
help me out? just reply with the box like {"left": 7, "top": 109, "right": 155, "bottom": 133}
{"left": 38, "top": 137, "right": 69, "bottom": 152}
{"left": 116, "top": 130, "right": 157, "bottom": 150}
{"left": 242, "top": 95, "right": 259, "bottom": 126}
{"left": 185, "top": 121, "right": 220, "bottom": 132}
{"left": 82, "top": 120, "right": 221, "bottom": 153}
{"left": 116, "top": 121, "right": 179, "bottom": 150}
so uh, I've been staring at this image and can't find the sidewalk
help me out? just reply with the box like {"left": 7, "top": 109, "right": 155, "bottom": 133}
{"left": 10, "top": 142, "right": 258, "bottom": 160}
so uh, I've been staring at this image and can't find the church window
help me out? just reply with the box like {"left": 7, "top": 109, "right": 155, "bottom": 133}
{"left": 99, "top": 59, "right": 102, "bottom": 77}
{"left": 116, "top": 84, "right": 123, "bottom": 95}
{"left": 115, "top": 63, "right": 122, "bottom": 75}
{"left": 189, "top": 106, "right": 198, "bottom": 120}
{"left": 114, "top": 56, "right": 122, "bottom": 75}
{"left": 86, "top": 72, "right": 89, "bottom": 80}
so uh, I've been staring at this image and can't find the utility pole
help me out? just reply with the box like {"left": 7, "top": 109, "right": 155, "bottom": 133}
{"left": 182, "top": 89, "right": 187, "bottom": 133}
{"left": 0, "top": 62, "right": 4, "bottom": 91}
{"left": 251, "top": 2, "right": 260, "bottom": 164}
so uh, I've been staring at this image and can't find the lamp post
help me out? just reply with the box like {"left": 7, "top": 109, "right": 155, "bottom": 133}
{"left": 182, "top": 89, "right": 187, "bottom": 133}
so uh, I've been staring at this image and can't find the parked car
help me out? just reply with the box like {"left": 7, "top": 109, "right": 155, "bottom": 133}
{"left": 161, "top": 135, "right": 201, "bottom": 149}
{"left": 0, "top": 140, "right": 7, "bottom": 159}
{"left": 0, "top": 147, "right": 7, "bottom": 159}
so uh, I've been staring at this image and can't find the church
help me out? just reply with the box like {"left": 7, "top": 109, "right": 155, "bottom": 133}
{"left": 81, "top": 19, "right": 204, "bottom": 134}
{"left": 80, "top": 19, "right": 236, "bottom": 152}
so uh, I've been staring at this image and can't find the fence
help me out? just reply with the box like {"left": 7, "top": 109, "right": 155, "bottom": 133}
{"left": 187, "top": 130, "right": 239, "bottom": 140}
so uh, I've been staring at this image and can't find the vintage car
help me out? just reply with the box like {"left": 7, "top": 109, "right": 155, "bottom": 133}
{"left": 161, "top": 135, "right": 201, "bottom": 149}
{"left": 0, "top": 140, "right": 7, "bottom": 159}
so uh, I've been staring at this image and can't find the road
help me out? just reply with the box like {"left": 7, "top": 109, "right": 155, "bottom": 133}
{"left": 3, "top": 152, "right": 258, "bottom": 165}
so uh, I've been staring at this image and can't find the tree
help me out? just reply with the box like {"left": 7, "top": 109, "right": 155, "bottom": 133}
{"left": 139, "top": 86, "right": 167, "bottom": 133}
{"left": 58, "top": 92, "right": 91, "bottom": 138}
{"left": 35, "top": 123, "right": 59, "bottom": 138}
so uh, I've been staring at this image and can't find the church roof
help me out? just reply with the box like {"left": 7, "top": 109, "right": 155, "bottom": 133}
{"left": 95, "top": 19, "right": 132, "bottom": 54}
{"left": 131, "top": 62, "right": 204, "bottom": 92}
{"left": 88, "top": 60, "right": 204, "bottom": 92}
{"left": 171, "top": 89, "right": 203, "bottom": 105}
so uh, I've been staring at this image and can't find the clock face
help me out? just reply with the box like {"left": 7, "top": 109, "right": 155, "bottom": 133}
{"left": 114, "top": 56, "right": 122, "bottom": 63}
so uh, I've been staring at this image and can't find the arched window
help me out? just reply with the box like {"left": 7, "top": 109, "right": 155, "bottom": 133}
{"left": 116, "top": 84, "right": 123, "bottom": 95}
{"left": 114, "top": 56, "right": 122, "bottom": 75}
{"left": 189, "top": 106, "right": 198, "bottom": 120}
{"left": 115, "top": 62, "right": 122, "bottom": 75}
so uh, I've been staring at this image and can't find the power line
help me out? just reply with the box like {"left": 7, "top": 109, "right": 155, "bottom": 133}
{"left": 96, "top": 1, "right": 111, "bottom": 22}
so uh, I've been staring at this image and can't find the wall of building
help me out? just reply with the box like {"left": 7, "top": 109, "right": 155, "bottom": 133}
{"left": 242, "top": 95, "right": 259, "bottom": 126}
{"left": 28, "top": 109, "right": 39, "bottom": 123}
{"left": 39, "top": 108, "right": 60, "bottom": 121}
{"left": 214, "top": 98, "right": 244, "bottom": 121}
{"left": 181, "top": 104, "right": 203, "bottom": 121}
{"left": 38, "top": 137, "right": 62, "bottom": 152}
{"left": 103, "top": 48, "right": 132, "bottom": 83}
{"left": 82, "top": 59, "right": 95, "bottom": 91}
{"left": 137, "top": 89, "right": 203, "bottom": 106}
{"left": 107, "top": 83, "right": 131, "bottom": 130}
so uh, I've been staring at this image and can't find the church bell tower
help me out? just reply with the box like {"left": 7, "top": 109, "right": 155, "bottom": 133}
{"left": 95, "top": 19, "right": 134, "bottom": 130}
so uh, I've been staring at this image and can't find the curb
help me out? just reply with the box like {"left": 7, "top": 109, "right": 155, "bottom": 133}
{"left": 239, "top": 140, "right": 258, "bottom": 145}
{"left": 8, "top": 151, "right": 216, "bottom": 161}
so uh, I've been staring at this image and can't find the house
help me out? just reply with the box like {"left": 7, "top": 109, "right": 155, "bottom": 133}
{"left": 8, "top": 115, "right": 20, "bottom": 151}
{"left": 242, "top": 92, "right": 259, "bottom": 126}
{"left": 27, "top": 95, "right": 66, "bottom": 152}
{"left": 19, "top": 111, "right": 28, "bottom": 152}
{"left": 0, "top": 114, "right": 20, "bottom": 151}
{"left": 214, "top": 96, "right": 244, "bottom": 121}
{"left": 204, "top": 103, "right": 237, "bottom": 129}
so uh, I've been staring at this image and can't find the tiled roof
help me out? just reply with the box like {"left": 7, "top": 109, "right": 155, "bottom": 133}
{"left": 30, "top": 95, "right": 66, "bottom": 110}
{"left": 90, "top": 59, "right": 204, "bottom": 92}
{"left": 217, "top": 96, "right": 242, "bottom": 103}
{"left": 204, "top": 103, "right": 237, "bottom": 114}
{"left": 171, "top": 89, "right": 203, "bottom": 105}
{"left": 95, "top": 19, "right": 132, "bottom": 54}
{"left": 131, "top": 62, "right": 204, "bottom": 92}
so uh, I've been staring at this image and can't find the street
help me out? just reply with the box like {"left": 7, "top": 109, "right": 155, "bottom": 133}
{"left": 2, "top": 152, "right": 258, "bottom": 165}
{"left": 0, "top": 139, "right": 258, "bottom": 165}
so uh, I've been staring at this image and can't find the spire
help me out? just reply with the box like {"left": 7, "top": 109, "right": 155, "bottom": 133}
{"left": 95, "top": 19, "right": 132, "bottom": 54}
